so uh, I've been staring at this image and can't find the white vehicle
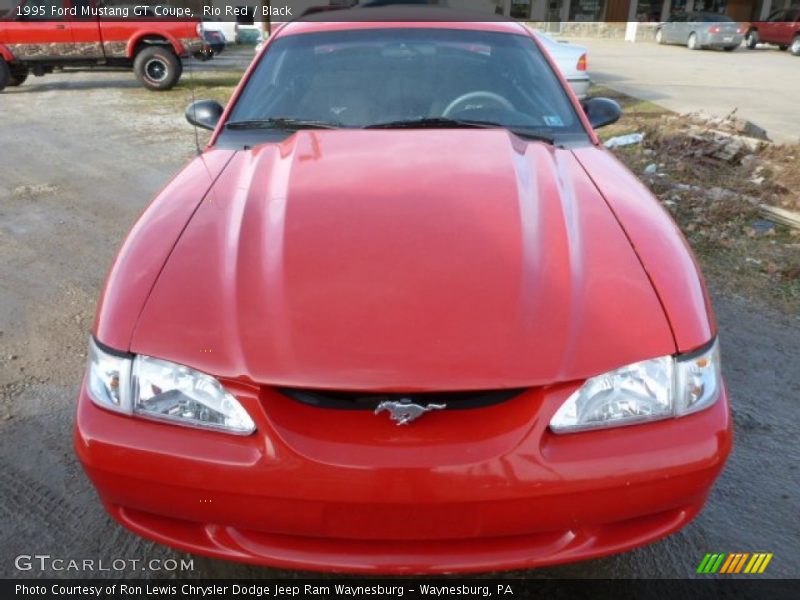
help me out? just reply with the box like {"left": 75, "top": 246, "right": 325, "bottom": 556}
{"left": 202, "top": 20, "right": 237, "bottom": 44}
{"left": 533, "top": 31, "right": 591, "bottom": 99}
{"left": 203, "top": 20, "right": 263, "bottom": 45}
{"left": 203, "top": 1, "right": 263, "bottom": 45}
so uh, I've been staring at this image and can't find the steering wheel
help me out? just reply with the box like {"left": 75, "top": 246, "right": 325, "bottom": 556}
{"left": 442, "top": 91, "right": 514, "bottom": 118}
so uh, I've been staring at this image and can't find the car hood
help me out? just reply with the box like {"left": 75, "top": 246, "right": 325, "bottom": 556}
{"left": 130, "top": 130, "right": 674, "bottom": 390}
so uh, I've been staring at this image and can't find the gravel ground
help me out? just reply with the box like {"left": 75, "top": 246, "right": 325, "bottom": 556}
{"left": 0, "top": 56, "right": 797, "bottom": 579}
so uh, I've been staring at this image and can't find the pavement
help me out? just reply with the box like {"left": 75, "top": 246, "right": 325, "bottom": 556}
{"left": 574, "top": 38, "right": 800, "bottom": 144}
{"left": 0, "top": 50, "right": 798, "bottom": 580}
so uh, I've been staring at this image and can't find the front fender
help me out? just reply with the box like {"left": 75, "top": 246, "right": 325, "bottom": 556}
{"left": 125, "top": 31, "right": 184, "bottom": 58}
{"left": 572, "top": 146, "right": 716, "bottom": 353}
{"left": 93, "top": 149, "right": 237, "bottom": 350}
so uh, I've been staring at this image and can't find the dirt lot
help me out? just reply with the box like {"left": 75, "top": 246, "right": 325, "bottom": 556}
{"left": 0, "top": 51, "right": 798, "bottom": 579}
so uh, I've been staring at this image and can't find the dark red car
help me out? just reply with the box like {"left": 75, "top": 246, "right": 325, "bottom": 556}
{"left": 75, "top": 11, "right": 732, "bottom": 573}
{"left": 0, "top": 0, "right": 204, "bottom": 91}
{"left": 745, "top": 7, "right": 800, "bottom": 55}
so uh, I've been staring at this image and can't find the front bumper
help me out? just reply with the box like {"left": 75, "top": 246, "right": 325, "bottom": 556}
{"left": 567, "top": 77, "right": 591, "bottom": 99}
{"left": 75, "top": 379, "right": 732, "bottom": 574}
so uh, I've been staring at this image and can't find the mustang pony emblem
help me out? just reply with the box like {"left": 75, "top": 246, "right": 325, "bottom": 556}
{"left": 374, "top": 399, "right": 446, "bottom": 425}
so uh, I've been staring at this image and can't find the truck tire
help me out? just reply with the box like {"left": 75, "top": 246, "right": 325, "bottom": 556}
{"left": 133, "top": 46, "right": 181, "bottom": 91}
{"left": 0, "top": 59, "right": 10, "bottom": 92}
{"left": 8, "top": 66, "right": 29, "bottom": 87}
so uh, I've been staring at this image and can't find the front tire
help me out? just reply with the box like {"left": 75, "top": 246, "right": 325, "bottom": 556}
{"left": 746, "top": 29, "right": 759, "bottom": 49}
{"left": 8, "top": 65, "right": 29, "bottom": 87}
{"left": 133, "top": 46, "right": 181, "bottom": 91}
{"left": 687, "top": 33, "right": 700, "bottom": 50}
{"left": 656, "top": 29, "right": 664, "bottom": 45}
{"left": 0, "top": 58, "right": 10, "bottom": 92}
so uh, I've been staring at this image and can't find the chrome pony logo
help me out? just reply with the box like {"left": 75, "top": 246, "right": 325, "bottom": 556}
{"left": 374, "top": 399, "right": 445, "bottom": 425}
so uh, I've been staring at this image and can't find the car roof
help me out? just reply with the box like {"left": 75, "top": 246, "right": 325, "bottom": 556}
{"left": 277, "top": 7, "right": 531, "bottom": 38}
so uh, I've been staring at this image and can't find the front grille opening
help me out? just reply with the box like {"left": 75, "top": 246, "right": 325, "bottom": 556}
{"left": 277, "top": 388, "right": 526, "bottom": 410}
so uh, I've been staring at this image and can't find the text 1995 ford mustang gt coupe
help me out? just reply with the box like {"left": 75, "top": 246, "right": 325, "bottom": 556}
{"left": 75, "top": 10, "right": 732, "bottom": 574}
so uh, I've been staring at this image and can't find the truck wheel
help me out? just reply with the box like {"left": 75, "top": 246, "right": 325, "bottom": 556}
{"left": 134, "top": 46, "right": 181, "bottom": 91}
{"left": 746, "top": 30, "right": 758, "bottom": 49}
{"left": 0, "top": 59, "right": 10, "bottom": 92}
{"left": 8, "top": 66, "right": 29, "bottom": 87}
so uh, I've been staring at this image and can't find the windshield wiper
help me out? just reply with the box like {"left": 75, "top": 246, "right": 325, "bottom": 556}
{"left": 364, "top": 117, "right": 554, "bottom": 144}
{"left": 365, "top": 117, "right": 493, "bottom": 130}
{"left": 226, "top": 117, "right": 341, "bottom": 130}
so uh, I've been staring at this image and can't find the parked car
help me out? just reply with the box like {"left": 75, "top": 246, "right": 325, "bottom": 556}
{"left": 533, "top": 31, "right": 590, "bottom": 98}
{"left": 745, "top": 8, "right": 800, "bottom": 55}
{"left": 656, "top": 11, "right": 745, "bottom": 51}
{"left": 235, "top": 18, "right": 263, "bottom": 44}
{"left": 0, "top": 0, "right": 204, "bottom": 91}
{"left": 203, "top": 29, "right": 226, "bottom": 55}
{"left": 76, "top": 10, "right": 731, "bottom": 574}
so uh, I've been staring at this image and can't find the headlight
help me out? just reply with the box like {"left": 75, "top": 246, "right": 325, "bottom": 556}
{"left": 86, "top": 338, "right": 255, "bottom": 435}
{"left": 550, "top": 339, "right": 721, "bottom": 434}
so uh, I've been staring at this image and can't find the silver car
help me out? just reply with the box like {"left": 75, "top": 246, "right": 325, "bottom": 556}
{"left": 534, "top": 32, "right": 591, "bottom": 99}
{"left": 656, "top": 12, "right": 744, "bottom": 51}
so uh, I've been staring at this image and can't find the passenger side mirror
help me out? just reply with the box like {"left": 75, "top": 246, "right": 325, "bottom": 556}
{"left": 185, "top": 100, "right": 224, "bottom": 131}
{"left": 581, "top": 97, "right": 622, "bottom": 130}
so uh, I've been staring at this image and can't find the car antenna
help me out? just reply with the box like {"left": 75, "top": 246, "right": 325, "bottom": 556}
{"left": 186, "top": 41, "right": 220, "bottom": 209}
{"left": 188, "top": 50, "right": 202, "bottom": 156}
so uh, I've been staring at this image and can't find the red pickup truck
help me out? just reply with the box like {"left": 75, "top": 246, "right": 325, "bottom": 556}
{"left": 745, "top": 7, "right": 800, "bottom": 55}
{"left": 0, "top": 0, "right": 205, "bottom": 92}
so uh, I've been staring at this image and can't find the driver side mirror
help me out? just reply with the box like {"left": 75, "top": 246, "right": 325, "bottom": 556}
{"left": 185, "top": 100, "right": 224, "bottom": 131}
{"left": 581, "top": 97, "right": 622, "bottom": 129}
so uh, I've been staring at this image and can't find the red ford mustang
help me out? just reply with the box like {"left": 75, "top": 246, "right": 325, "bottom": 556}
{"left": 75, "top": 11, "right": 732, "bottom": 574}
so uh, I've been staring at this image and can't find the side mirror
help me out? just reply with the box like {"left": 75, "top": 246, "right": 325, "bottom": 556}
{"left": 185, "top": 100, "right": 224, "bottom": 131}
{"left": 581, "top": 97, "right": 622, "bottom": 129}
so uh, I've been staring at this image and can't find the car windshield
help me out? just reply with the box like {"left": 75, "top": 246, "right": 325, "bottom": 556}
{"left": 227, "top": 28, "right": 587, "bottom": 140}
